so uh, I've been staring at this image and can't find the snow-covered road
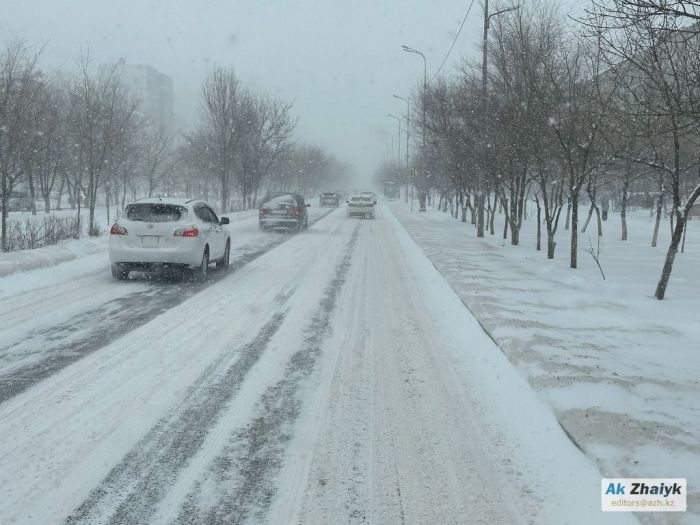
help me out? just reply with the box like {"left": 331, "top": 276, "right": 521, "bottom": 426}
{"left": 0, "top": 208, "right": 332, "bottom": 402}
{"left": 0, "top": 205, "right": 633, "bottom": 524}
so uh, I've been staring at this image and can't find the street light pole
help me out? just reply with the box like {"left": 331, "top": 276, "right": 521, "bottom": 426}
{"left": 393, "top": 94, "right": 410, "bottom": 171}
{"left": 387, "top": 114, "right": 402, "bottom": 168}
{"left": 393, "top": 94, "right": 410, "bottom": 203}
{"left": 479, "top": 1, "right": 520, "bottom": 237}
{"left": 402, "top": 45, "right": 428, "bottom": 211}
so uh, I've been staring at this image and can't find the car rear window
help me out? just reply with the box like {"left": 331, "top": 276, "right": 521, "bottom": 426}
{"left": 263, "top": 195, "right": 296, "bottom": 208}
{"left": 125, "top": 203, "right": 187, "bottom": 222}
{"left": 351, "top": 196, "right": 371, "bottom": 202}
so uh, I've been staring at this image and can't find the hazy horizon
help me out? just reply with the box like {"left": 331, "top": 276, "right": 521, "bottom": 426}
{"left": 1, "top": 0, "right": 583, "bottom": 182}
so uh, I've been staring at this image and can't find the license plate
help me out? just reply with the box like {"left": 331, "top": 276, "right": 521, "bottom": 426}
{"left": 141, "top": 235, "right": 159, "bottom": 248}
{"left": 271, "top": 209, "right": 287, "bottom": 215}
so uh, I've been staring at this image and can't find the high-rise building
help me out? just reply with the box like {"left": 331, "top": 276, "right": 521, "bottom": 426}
{"left": 116, "top": 58, "right": 174, "bottom": 130}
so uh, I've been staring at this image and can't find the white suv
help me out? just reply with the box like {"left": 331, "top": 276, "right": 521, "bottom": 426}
{"left": 108, "top": 198, "right": 231, "bottom": 281}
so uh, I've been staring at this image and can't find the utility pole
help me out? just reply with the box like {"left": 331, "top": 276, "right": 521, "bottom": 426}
{"left": 393, "top": 94, "right": 410, "bottom": 202}
{"left": 402, "top": 45, "right": 428, "bottom": 211}
{"left": 388, "top": 114, "right": 402, "bottom": 168}
{"left": 479, "top": 1, "right": 519, "bottom": 237}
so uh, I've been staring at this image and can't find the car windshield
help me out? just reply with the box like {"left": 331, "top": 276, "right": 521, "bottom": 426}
{"left": 3, "top": 2, "right": 699, "bottom": 524}
{"left": 125, "top": 203, "right": 187, "bottom": 222}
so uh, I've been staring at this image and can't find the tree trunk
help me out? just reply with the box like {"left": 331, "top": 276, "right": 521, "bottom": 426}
{"left": 56, "top": 175, "right": 65, "bottom": 211}
{"left": 621, "top": 180, "right": 629, "bottom": 241}
{"left": 28, "top": 171, "right": 37, "bottom": 215}
{"left": 595, "top": 205, "right": 603, "bottom": 237}
{"left": 547, "top": 231, "right": 556, "bottom": 259}
{"left": 536, "top": 199, "right": 542, "bottom": 251}
{"left": 1, "top": 174, "right": 8, "bottom": 252}
{"left": 652, "top": 195, "right": 663, "bottom": 247}
{"left": 570, "top": 193, "right": 579, "bottom": 269}
{"left": 510, "top": 220, "right": 520, "bottom": 246}
{"left": 564, "top": 199, "right": 571, "bottom": 230}
{"left": 582, "top": 204, "right": 594, "bottom": 233}
{"left": 655, "top": 215, "right": 686, "bottom": 299}
{"left": 106, "top": 187, "right": 111, "bottom": 225}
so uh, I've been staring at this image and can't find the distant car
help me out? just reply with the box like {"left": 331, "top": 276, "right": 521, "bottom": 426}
{"left": 346, "top": 194, "right": 375, "bottom": 219}
{"left": 108, "top": 197, "right": 231, "bottom": 281}
{"left": 361, "top": 191, "right": 377, "bottom": 205}
{"left": 259, "top": 193, "right": 309, "bottom": 231}
{"left": 319, "top": 192, "right": 340, "bottom": 207}
{"left": 4, "top": 191, "right": 33, "bottom": 212}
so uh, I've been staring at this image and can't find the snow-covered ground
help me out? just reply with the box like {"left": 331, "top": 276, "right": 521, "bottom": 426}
{"left": 389, "top": 198, "right": 699, "bottom": 525}
{"left": 0, "top": 207, "right": 329, "bottom": 401}
{"left": 0, "top": 203, "right": 638, "bottom": 524}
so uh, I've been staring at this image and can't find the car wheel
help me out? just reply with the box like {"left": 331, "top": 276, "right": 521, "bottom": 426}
{"left": 217, "top": 240, "right": 230, "bottom": 270}
{"left": 190, "top": 249, "right": 209, "bottom": 282}
{"left": 111, "top": 264, "right": 129, "bottom": 280}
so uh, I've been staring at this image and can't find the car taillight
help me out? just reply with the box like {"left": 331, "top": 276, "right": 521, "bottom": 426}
{"left": 110, "top": 224, "right": 127, "bottom": 235}
{"left": 289, "top": 207, "right": 300, "bottom": 216}
{"left": 174, "top": 226, "right": 199, "bottom": 237}
{"left": 259, "top": 208, "right": 269, "bottom": 215}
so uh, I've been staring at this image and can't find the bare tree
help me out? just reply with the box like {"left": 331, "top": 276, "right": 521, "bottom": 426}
{"left": 70, "top": 56, "right": 137, "bottom": 234}
{"left": 587, "top": 1, "right": 700, "bottom": 297}
{"left": 0, "top": 41, "right": 41, "bottom": 251}
{"left": 140, "top": 122, "right": 174, "bottom": 197}
{"left": 237, "top": 93, "right": 295, "bottom": 208}
{"left": 545, "top": 35, "right": 615, "bottom": 268}
{"left": 199, "top": 67, "right": 245, "bottom": 211}
{"left": 34, "top": 81, "right": 70, "bottom": 213}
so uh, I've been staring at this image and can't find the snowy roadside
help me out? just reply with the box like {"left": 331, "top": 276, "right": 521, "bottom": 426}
{"left": 387, "top": 200, "right": 700, "bottom": 524}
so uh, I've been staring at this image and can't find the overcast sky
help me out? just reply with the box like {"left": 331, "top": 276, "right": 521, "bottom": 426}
{"left": 1, "top": 0, "right": 583, "bottom": 179}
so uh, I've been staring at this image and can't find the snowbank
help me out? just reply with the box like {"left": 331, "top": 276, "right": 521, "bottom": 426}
{"left": 389, "top": 200, "right": 699, "bottom": 524}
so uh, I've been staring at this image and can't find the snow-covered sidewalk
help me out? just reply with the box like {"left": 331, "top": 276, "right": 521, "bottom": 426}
{"left": 388, "top": 200, "right": 700, "bottom": 524}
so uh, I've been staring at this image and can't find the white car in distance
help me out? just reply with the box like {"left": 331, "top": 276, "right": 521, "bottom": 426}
{"left": 346, "top": 194, "right": 375, "bottom": 219}
{"left": 109, "top": 198, "right": 231, "bottom": 281}
{"left": 360, "top": 191, "right": 377, "bottom": 205}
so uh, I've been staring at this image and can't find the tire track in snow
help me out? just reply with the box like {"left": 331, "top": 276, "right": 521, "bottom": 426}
{"left": 63, "top": 287, "right": 296, "bottom": 525}
{"left": 174, "top": 225, "right": 360, "bottom": 525}
{"left": 0, "top": 210, "right": 335, "bottom": 405}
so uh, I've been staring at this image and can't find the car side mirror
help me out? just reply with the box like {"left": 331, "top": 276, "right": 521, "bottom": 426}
{"left": 220, "top": 217, "right": 230, "bottom": 225}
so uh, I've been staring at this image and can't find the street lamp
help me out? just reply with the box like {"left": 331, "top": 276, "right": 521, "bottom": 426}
{"left": 401, "top": 45, "right": 426, "bottom": 150}
{"left": 392, "top": 94, "right": 410, "bottom": 172}
{"left": 402, "top": 44, "right": 428, "bottom": 211}
{"left": 393, "top": 94, "right": 410, "bottom": 203}
{"left": 477, "top": 2, "right": 520, "bottom": 237}
{"left": 387, "top": 114, "right": 402, "bottom": 167}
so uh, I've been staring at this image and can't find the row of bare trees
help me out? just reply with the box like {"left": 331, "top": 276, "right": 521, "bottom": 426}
{"left": 1, "top": 46, "right": 351, "bottom": 251}
{"left": 173, "top": 66, "right": 350, "bottom": 210}
{"left": 403, "top": 0, "right": 700, "bottom": 299}
{"left": 0, "top": 41, "right": 180, "bottom": 249}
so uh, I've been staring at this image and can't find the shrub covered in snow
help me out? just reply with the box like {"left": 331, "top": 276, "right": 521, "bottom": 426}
{"left": 4, "top": 215, "right": 82, "bottom": 251}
